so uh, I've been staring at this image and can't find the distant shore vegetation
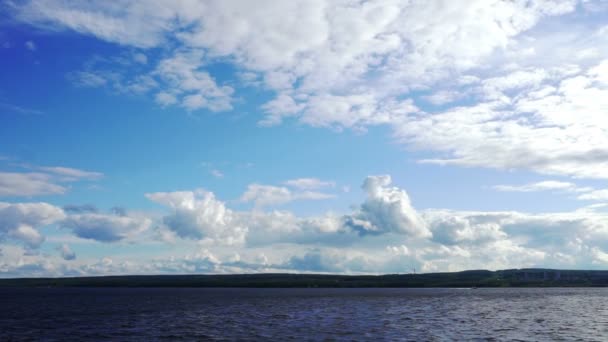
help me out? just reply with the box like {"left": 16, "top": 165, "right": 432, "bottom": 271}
{"left": 2, "top": 269, "right": 608, "bottom": 288}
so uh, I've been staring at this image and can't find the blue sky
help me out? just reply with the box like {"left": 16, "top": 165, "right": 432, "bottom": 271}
{"left": 2, "top": 0, "right": 608, "bottom": 277}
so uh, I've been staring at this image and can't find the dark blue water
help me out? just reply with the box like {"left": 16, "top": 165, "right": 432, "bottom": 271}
{"left": 1, "top": 287, "right": 607, "bottom": 341}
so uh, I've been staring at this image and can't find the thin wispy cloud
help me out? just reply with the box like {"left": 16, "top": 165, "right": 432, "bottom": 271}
{"left": 0, "top": 163, "right": 103, "bottom": 197}
{"left": 492, "top": 181, "right": 591, "bottom": 193}
{"left": 0, "top": 102, "right": 44, "bottom": 115}
{"left": 210, "top": 169, "right": 224, "bottom": 179}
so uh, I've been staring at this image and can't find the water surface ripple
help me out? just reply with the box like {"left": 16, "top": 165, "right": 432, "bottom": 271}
{"left": 1, "top": 287, "right": 607, "bottom": 341}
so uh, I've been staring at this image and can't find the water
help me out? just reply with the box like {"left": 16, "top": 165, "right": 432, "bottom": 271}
{"left": 1, "top": 287, "right": 607, "bottom": 341}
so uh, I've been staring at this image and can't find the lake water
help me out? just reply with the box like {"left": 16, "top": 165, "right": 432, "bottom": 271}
{"left": 1, "top": 287, "right": 607, "bottom": 341}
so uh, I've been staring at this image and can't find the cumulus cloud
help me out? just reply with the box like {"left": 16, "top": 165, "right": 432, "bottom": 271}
{"left": 0, "top": 202, "right": 65, "bottom": 247}
{"left": 149, "top": 175, "right": 434, "bottom": 248}
{"left": 146, "top": 189, "right": 246, "bottom": 244}
{"left": 7, "top": 194, "right": 608, "bottom": 276}
{"left": 6, "top": 175, "right": 608, "bottom": 276}
{"left": 344, "top": 175, "right": 430, "bottom": 238}
{"left": 425, "top": 211, "right": 508, "bottom": 246}
{"left": 60, "top": 209, "right": 150, "bottom": 242}
{"left": 284, "top": 249, "right": 342, "bottom": 273}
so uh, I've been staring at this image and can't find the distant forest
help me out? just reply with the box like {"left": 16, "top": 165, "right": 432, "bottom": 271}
{"left": 2, "top": 269, "right": 608, "bottom": 288}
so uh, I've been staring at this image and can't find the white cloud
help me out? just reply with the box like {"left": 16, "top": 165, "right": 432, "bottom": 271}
{"left": 344, "top": 175, "right": 430, "bottom": 238}
{"left": 0, "top": 102, "right": 44, "bottom": 115}
{"left": 154, "top": 50, "right": 234, "bottom": 112}
{"left": 155, "top": 91, "right": 178, "bottom": 106}
{"left": 14, "top": 0, "right": 608, "bottom": 180}
{"left": 240, "top": 184, "right": 292, "bottom": 208}
{"left": 400, "top": 59, "right": 608, "bottom": 179}
{"left": 14, "top": 1, "right": 176, "bottom": 48}
{"left": 38, "top": 166, "right": 103, "bottom": 180}
{"left": 425, "top": 211, "right": 507, "bottom": 246}
{"left": 0, "top": 172, "right": 66, "bottom": 197}
{"left": 578, "top": 189, "right": 608, "bottom": 201}
{"left": 67, "top": 70, "right": 108, "bottom": 87}
{"left": 148, "top": 175, "right": 434, "bottom": 248}
{"left": 8, "top": 184, "right": 608, "bottom": 275}
{"left": 24, "top": 40, "right": 36, "bottom": 51}
{"left": 423, "top": 90, "right": 460, "bottom": 106}
{"left": 492, "top": 180, "right": 589, "bottom": 193}
{"left": 259, "top": 93, "right": 304, "bottom": 126}
{"left": 0, "top": 202, "right": 65, "bottom": 247}
{"left": 11, "top": 2, "right": 608, "bottom": 275}
{"left": 0, "top": 165, "right": 103, "bottom": 197}
{"left": 60, "top": 210, "right": 151, "bottom": 242}
{"left": 146, "top": 189, "right": 246, "bottom": 245}
{"left": 240, "top": 183, "right": 334, "bottom": 208}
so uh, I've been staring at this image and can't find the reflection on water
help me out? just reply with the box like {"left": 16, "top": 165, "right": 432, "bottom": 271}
{"left": 1, "top": 287, "right": 607, "bottom": 341}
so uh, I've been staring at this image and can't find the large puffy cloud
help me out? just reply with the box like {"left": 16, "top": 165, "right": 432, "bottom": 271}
{"left": 7, "top": 200, "right": 608, "bottom": 276}
{"left": 147, "top": 188, "right": 346, "bottom": 246}
{"left": 0, "top": 202, "right": 65, "bottom": 247}
{"left": 7, "top": 175, "right": 608, "bottom": 277}
{"left": 146, "top": 189, "right": 247, "bottom": 245}
{"left": 344, "top": 175, "right": 430, "bottom": 238}
{"left": 149, "top": 176, "right": 429, "bottom": 248}
{"left": 425, "top": 212, "right": 507, "bottom": 246}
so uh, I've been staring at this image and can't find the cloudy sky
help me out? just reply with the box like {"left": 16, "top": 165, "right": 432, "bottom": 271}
{"left": 2, "top": 0, "right": 608, "bottom": 277}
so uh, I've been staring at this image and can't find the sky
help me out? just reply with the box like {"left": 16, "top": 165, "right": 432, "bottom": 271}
{"left": 2, "top": 0, "right": 608, "bottom": 277}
